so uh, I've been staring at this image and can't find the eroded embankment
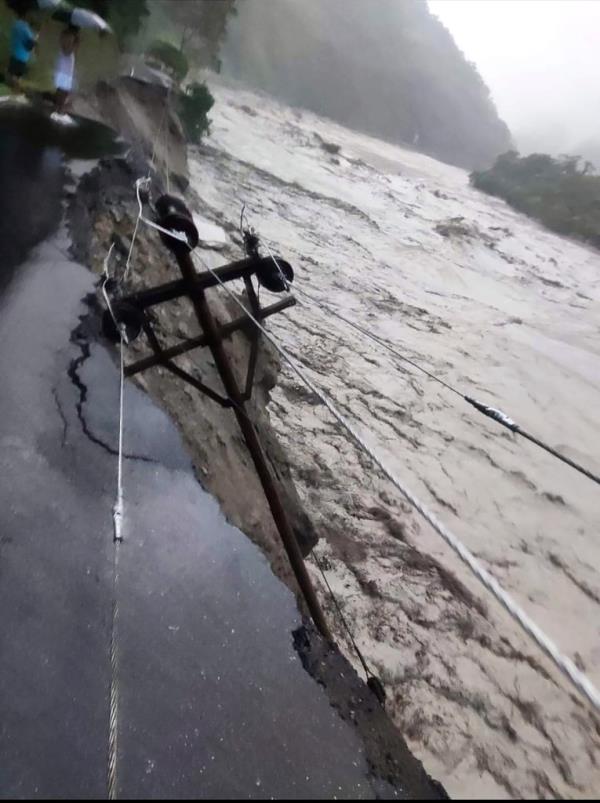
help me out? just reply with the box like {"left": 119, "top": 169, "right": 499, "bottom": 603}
{"left": 67, "top": 134, "right": 446, "bottom": 797}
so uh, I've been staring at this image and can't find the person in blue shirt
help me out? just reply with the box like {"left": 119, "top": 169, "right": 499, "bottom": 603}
{"left": 7, "top": 10, "right": 38, "bottom": 88}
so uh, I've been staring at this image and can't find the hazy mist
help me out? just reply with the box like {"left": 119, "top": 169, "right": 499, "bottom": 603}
{"left": 429, "top": 0, "right": 600, "bottom": 163}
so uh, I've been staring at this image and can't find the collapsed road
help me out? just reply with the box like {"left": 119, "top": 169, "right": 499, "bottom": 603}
{"left": 0, "top": 107, "right": 445, "bottom": 798}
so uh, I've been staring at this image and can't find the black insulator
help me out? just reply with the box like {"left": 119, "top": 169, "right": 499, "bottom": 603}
{"left": 102, "top": 302, "right": 145, "bottom": 344}
{"left": 255, "top": 256, "right": 294, "bottom": 293}
{"left": 154, "top": 194, "right": 199, "bottom": 255}
{"left": 244, "top": 229, "right": 261, "bottom": 258}
{"left": 367, "top": 675, "right": 387, "bottom": 707}
{"left": 155, "top": 194, "right": 192, "bottom": 220}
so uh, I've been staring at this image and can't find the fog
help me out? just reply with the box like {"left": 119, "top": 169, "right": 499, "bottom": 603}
{"left": 429, "top": 0, "right": 600, "bottom": 162}
{"left": 220, "top": 0, "right": 511, "bottom": 168}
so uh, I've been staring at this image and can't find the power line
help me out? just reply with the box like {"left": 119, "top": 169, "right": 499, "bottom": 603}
{"left": 121, "top": 179, "right": 600, "bottom": 711}
{"left": 191, "top": 249, "right": 600, "bottom": 714}
{"left": 311, "top": 553, "right": 371, "bottom": 676}
{"left": 260, "top": 240, "right": 600, "bottom": 488}
{"left": 310, "top": 550, "right": 386, "bottom": 705}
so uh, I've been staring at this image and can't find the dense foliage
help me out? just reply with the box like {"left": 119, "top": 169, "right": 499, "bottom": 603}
{"left": 178, "top": 81, "right": 214, "bottom": 143}
{"left": 471, "top": 152, "right": 600, "bottom": 247}
{"left": 222, "top": 0, "right": 511, "bottom": 169}
{"left": 77, "top": 0, "right": 149, "bottom": 45}
{"left": 152, "top": 0, "right": 236, "bottom": 71}
{"left": 147, "top": 39, "right": 189, "bottom": 82}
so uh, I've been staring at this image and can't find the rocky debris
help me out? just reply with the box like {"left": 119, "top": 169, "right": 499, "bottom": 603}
{"left": 435, "top": 216, "right": 496, "bottom": 244}
{"left": 314, "top": 132, "right": 342, "bottom": 155}
{"left": 72, "top": 77, "right": 188, "bottom": 184}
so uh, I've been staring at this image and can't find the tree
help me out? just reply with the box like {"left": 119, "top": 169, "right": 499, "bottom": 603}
{"left": 147, "top": 39, "right": 189, "bottom": 83}
{"left": 77, "top": 0, "right": 149, "bottom": 45}
{"left": 471, "top": 151, "right": 600, "bottom": 247}
{"left": 178, "top": 81, "right": 214, "bottom": 143}
{"left": 156, "top": 0, "right": 237, "bottom": 70}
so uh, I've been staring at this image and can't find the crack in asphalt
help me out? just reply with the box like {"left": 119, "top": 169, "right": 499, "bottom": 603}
{"left": 51, "top": 387, "right": 68, "bottom": 448}
{"left": 67, "top": 324, "right": 158, "bottom": 464}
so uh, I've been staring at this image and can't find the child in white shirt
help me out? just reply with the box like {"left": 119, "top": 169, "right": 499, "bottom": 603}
{"left": 54, "top": 26, "right": 79, "bottom": 112}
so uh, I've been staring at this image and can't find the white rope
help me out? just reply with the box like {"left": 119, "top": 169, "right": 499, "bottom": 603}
{"left": 114, "top": 335, "right": 126, "bottom": 543}
{"left": 102, "top": 243, "right": 123, "bottom": 335}
{"left": 108, "top": 542, "right": 121, "bottom": 800}
{"left": 124, "top": 179, "right": 147, "bottom": 280}
{"left": 106, "top": 334, "right": 126, "bottom": 800}
{"left": 104, "top": 105, "right": 176, "bottom": 801}
{"left": 101, "top": 240, "right": 130, "bottom": 800}
{"left": 124, "top": 178, "right": 189, "bottom": 280}
{"left": 192, "top": 252, "right": 600, "bottom": 714}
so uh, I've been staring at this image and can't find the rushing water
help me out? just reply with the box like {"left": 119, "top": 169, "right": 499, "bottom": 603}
{"left": 189, "top": 78, "right": 600, "bottom": 798}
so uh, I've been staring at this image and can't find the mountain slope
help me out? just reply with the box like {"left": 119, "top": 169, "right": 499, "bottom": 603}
{"left": 221, "top": 0, "right": 512, "bottom": 169}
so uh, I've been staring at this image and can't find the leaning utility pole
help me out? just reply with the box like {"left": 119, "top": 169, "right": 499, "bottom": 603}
{"left": 104, "top": 194, "right": 332, "bottom": 641}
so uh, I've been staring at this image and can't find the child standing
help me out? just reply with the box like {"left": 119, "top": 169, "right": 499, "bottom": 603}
{"left": 6, "top": 9, "right": 38, "bottom": 89}
{"left": 53, "top": 26, "right": 79, "bottom": 113}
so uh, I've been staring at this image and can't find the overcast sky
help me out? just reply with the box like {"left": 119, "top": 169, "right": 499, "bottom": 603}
{"left": 428, "top": 0, "right": 600, "bottom": 154}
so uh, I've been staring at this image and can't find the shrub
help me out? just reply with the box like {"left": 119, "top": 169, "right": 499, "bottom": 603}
{"left": 147, "top": 40, "right": 189, "bottom": 83}
{"left": 178, "top": 81, "right": 215, "bottom": 144}
{"left": 471, "top": 152, "right": 600, "bottom": 248}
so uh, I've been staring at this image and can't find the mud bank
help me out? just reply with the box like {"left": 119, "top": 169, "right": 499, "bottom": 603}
{"left": 66, "top": 142, "right": 444, "bottom": 795}
{"left": 72, "top": 75, "right": 188, "bottom": 182}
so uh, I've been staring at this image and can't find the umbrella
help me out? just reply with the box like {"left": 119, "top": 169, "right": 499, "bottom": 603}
{"left": 52, "top": 6, "right": 111, "bottom": 33}
{"left": 4, "top": 0, "right": 111, "bottom": 32}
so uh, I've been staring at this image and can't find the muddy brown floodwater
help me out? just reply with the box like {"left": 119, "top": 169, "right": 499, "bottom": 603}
{"left": 184, "top": 77, "right": 600, "bottom": 799}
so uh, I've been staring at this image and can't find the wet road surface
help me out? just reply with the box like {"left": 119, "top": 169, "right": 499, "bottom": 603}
{"left": 0, "top": 106, "right": 120, "bottom": 291}
{"left": 0, "top": 109, "right": 407, "bottom": 798}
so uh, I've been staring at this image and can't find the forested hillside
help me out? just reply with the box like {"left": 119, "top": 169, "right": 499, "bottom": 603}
{"left": 221, "top": 0, "right": 512, "bottom": 169}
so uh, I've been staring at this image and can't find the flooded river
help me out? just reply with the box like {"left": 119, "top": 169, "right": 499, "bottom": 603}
{"left": 190, "top": 79, "right": 600, "bottom": 799}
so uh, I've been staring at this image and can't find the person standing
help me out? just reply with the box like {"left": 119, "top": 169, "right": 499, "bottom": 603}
{"left": 6, "top": 8, "right": 38, "bottom": 89}
{"left": 53, "top": 25, "right": 79, "bottom": 113}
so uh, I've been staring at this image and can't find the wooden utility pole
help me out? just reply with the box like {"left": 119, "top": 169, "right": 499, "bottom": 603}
{"left": 108, "top": 220, "right": 332, "bottom": 641}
